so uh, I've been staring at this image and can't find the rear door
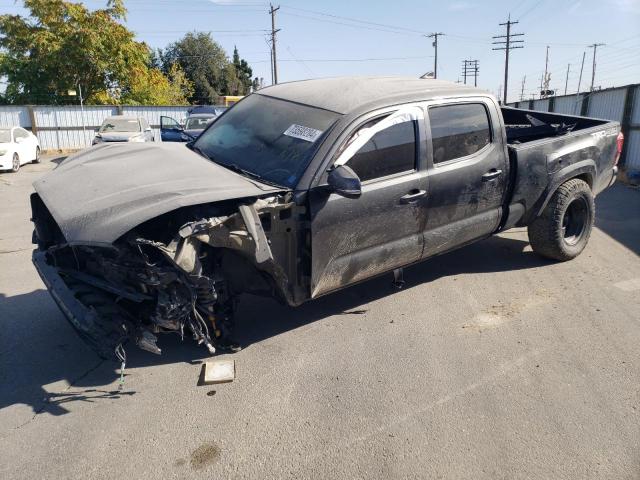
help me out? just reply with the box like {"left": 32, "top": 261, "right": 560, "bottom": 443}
{"left": 14, "top": 128, "right": 33, "bottom": 162}
{"left": 310, "top": 106, "right": 428, "bottom": 297}
{"left": 422, "top": 98, "right": 509, "bottom": 257}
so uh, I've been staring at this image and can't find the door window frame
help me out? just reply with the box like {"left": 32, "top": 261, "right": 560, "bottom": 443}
{"left": 317, "top": 103, "right": 427, "bottom": 187}
{"left": 423, "top": 97, "right": 497, "bottom": 169}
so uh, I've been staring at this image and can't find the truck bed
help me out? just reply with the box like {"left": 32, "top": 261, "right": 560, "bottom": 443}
{"left": 501, "top": 107, "right": 610, "bottom": 144}
{"left": 499, "top": 107, "right": 620, "bottom": 229}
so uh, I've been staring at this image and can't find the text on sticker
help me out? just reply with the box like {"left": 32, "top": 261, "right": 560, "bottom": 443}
{"left": 283, "top": 124, "right": 324, "bottom": 142}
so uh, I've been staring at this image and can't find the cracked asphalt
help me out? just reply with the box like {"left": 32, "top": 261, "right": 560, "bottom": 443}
{"left": 1, "top": 157, "right": 639, "bottom": 479}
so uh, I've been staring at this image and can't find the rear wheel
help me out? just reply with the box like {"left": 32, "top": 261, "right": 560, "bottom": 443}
{"left": 33, "top": 146, "right": 40, "bottom": 163}
{"left": 528, "top": 178, "right": 595, "bottom": 261}
{"left": 11, "top": 153, "right": 20, "bottom": 173}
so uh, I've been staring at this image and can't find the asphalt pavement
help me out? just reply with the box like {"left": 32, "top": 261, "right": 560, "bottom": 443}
{"left": 1, "top": 156, "right": 639, "bottom": 479}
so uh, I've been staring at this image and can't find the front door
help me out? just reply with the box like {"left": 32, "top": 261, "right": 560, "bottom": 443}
{"left": 160, "top": 116, "right": 184, "bottom": 142}
{"left": 422, "top": 99, "right": 509, "bottom": 258}
{"left": 310, "top": 107, "right": 427, "bottom": 297}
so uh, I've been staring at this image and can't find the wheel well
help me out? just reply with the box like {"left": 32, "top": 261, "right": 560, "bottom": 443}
{"left": 573, "top": 173, "right": 593, "bottom": 190}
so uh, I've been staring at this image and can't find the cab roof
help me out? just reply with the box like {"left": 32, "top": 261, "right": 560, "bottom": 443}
{"left": 256, "top": 76, "right": 484, "bottom": 115}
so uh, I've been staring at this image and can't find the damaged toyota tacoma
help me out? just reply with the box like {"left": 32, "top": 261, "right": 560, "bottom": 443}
{"left": 30, "top": 77, "right": 623, "bottom": 361}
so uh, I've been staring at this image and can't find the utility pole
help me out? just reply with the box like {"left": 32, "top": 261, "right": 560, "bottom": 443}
{"left": 426, "top": 32, "right": 444, "bottom": 79}
{"left": 588, "top": 42, "right": 605, "bottom": 92}
{"left": 576, "top": 51, "right": 586, "bottom": 93}
{"left": 472, "top": 59, "right": 479, "bottom": 87}
{"left": 520, "top": 75, "right": 526, "bottom": 101}
{"left": 492, "top": 14, "right": 524, "bottom": 105}
{"left": 541, "top": 45, "right": 551, "bottom": 98}
{"left": 564, "top": 63, "right": 570, "bottom": 95}
{"left": 269, "top": 4, "right": 281, "bottom": 84}
{"left": 462, "top": 60, "right": 479, "bottom": 86}
{"left": 575, "top": 51, "right": 586, "bottom": 114}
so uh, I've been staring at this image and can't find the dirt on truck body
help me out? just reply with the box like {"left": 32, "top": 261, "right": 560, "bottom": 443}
{"left": 31, "top": 76, "right": 623, "bottom": 361}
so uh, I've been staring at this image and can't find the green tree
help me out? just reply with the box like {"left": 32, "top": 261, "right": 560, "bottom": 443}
{"left": 161, "top": 32, "right": 228, "bottom": 104}
{"left": 0, "top": 0, "right": 151, "bottom": 104}
{"left": 232, "top": 46, "right": 253, "bottom": 94}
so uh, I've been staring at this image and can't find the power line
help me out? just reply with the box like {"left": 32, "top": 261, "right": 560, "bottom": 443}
{"left": 492, "top": 14, "right": 524, "bottom": 104}
{"left": 280, "top": 5, "right": 425, "bottom": 35}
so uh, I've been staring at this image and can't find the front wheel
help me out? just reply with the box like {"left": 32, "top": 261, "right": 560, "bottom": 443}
{"left": 527, "top": 179, "right": 595, "bottom": 261}
{"left": 33, "top": 146, "right": 41, "bottom": 163}
{"left": 11, "top": 153, "right": 20, "bottom": 173}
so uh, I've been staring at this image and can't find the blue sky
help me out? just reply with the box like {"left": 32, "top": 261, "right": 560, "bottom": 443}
{"left": 2, "top": 0, "right": 639, "bottom": 102}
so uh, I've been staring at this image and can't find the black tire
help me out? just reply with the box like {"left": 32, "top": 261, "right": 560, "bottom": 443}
{"left": 33, "top": 146, "right": 40, "bottom": 163}
{"left": 528, "top": 178, "right": 595, "bottom": 261}
{"left": 11, "top": 153, "right": 20, "bottom": 173}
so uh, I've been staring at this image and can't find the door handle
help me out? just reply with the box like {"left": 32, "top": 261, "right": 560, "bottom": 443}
{"left": 482, "top": 169, "right": 503, "bottom": 181}
{"left": 399, "top": 189, "right": 427, "bottom": 204}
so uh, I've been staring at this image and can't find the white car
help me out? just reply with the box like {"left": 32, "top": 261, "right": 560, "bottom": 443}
{"left": 0, "top": 126, "right": 41, "bottom": 173}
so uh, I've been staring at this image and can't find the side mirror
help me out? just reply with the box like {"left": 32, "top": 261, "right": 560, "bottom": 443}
{"left": 327, "top": 165, "right": 362, "bottom": 198}
{"left": 145, "top": 127, "right": 152, "bottom": 132}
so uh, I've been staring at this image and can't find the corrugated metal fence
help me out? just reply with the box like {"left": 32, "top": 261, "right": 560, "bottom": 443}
{"left": 0, "top": 105, "right": 192, "bottom": 150}
{"left": 509, "top": 83, "right": 640, "bottom": 181}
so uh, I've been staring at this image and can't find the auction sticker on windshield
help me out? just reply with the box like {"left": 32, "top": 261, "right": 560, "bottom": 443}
{"left": 283, "top": 124, "right": 324, "bottom": 142}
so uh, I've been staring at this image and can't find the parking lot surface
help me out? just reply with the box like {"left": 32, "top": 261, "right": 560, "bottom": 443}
{"left": 1, "top": 156, "right": 639, "bottom": 479}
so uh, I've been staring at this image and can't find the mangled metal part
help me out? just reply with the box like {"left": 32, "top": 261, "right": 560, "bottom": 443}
{"left": 45, "top": 196, "right": 293, "bottom": 360}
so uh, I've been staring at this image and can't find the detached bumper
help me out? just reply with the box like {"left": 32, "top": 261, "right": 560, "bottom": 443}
{"left": 33, "top": 250, "right": 115, "bottom": 359}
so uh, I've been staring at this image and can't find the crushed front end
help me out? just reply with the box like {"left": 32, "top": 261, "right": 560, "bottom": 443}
{"left": 31, "top": 192, "right": 306, "bottom": 361}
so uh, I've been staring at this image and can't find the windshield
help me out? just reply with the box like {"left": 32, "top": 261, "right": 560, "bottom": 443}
{"left": 0, "top": 129, "right": 10, "bottom": 143}
{"left": 194, "top": 94, "right": 340, "bottom": 188}
{"left": 185, "top": 116, "right": 214, "bottom": 130}
{"left": 100, "top": 118, "right": 141, "bottom": 133}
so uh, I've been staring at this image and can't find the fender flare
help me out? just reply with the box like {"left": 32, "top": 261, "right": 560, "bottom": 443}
{"left": 534, "top": 160, "right": 596, "bottom": 218}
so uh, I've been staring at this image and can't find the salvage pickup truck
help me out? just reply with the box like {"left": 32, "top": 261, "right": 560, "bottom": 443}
{"left": 31, "top": 77, "right": 623, "bottom": 360}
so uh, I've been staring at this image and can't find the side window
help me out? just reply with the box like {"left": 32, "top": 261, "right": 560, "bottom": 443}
{"left": 346, "top": 119, "right": 417, "bottom": 182}
{"left": 429, "top": 103, "right": 491, "bottom": 164}
{"left": 141, "top": 118, "right": 150, "bottom": 130}
{"left": 15, "top": 128, "right": 29, "bottom": 139}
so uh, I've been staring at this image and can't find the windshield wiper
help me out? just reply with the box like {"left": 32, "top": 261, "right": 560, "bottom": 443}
{"left": 221, "top": 163, "right": 285, "bottom": 188}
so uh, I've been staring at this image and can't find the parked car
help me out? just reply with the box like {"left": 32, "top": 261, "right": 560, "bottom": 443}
{"left": 160, "top": 113, "right": 216, "bottom": 142}
{"left": 30, "top": 77, "right": 622, "bottom": 360}
{"left": 92, "top": 116, "right": 154, "bottom": 145}
{"left": 0, "top": 126, "right": 40, "bottom": 172}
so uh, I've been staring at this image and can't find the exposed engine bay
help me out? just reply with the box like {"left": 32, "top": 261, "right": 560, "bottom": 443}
{"left": 32, "top": 192, "right": 307, "bottom": 361}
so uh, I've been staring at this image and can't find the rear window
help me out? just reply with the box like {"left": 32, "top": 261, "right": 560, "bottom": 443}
{"left": 100, "top": 118, "right": 141, "bottom": 133}
{"left": 429, "top": 103, "right": 491, "bottom": 164}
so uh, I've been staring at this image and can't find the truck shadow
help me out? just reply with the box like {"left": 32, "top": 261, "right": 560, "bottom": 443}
{"left": 0, "top": 233, "right": 540, "bottom": 419}
{"left": 234, "top": 233, "right": 549, "bottom": 349}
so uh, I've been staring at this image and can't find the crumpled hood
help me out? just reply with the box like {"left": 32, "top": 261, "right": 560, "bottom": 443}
{"left": 33, "top": 142, "right": 285, "bottom": 245}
